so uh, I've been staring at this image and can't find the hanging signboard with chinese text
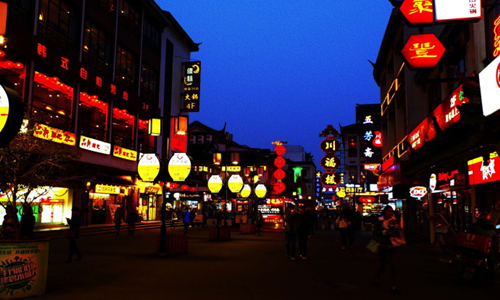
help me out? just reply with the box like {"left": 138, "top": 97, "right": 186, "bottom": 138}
{"left": 468, "top": 152, "right": 500, "bottom": 185}
{"left": 182, "top": 61, "right": 201, "bottom": 113}
{"left": 255, "top": 184, "right": 267, "bottom": 198}
{"left": 434, "top": 0, "right": 482, "bottom": 22}
{"left": 400, "top": 0, "right": 434, "bottom": 24}
{"left": 401, "top": 34, "right": 445, "bottom": 68}
{"left": 168, "top": 153, "right": 191, "bottom": 182}
{"left": 320, "top": 172, "right": 341, "bottom": 188}
{"left": 139, "top": 153, "right": 161, "bottom": 182}
{"left": 228, "top": 174, "right": 244, "bottom": 193}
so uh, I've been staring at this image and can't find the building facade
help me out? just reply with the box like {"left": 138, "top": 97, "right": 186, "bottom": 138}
{"left": 0, "top": 0, "right": 199, "bottom": 226}
{"left": 374, "top": 2, "right": 500, "bottom": 241}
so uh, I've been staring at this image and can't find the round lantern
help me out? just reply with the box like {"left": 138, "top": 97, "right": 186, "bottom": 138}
{"left": 255, "top": 184, "right": 267, "bottom": 198}
{"left": 240, "top": 184, "right": 252, "bottom": 198}
{"left": 273, "top": 168, "right": 286, "bottom": 180}
{"left": 138, "top": 153, "right": 160, "bottom": 182}
{"left": 208, "top": 175, "right": 223, "bottom": 193}
{"left": 274, "top": 144, "right": 286, "bottom": 156}
{"left": 273, "top": 181, "right": 286, "bottom": 194}
{"left": 167, "top": 152, "right": 191, "bottom": 182}
{"left": 320, "top": 172, "right": 341, "bottom": 188}
{"left": 228, "top": 174, "right": 244, "bottom": 193}
{"left": 274, "top": 156, "right": 286, "bottom": 168}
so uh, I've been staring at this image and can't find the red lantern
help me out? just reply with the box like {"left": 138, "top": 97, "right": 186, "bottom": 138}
{"left": 273, "top": 181, "right": 286, "bottom": 194}
{"left": 273, "top": 169, "right": 286, "bottom": 180}
{"left": 274, "top": 145, "right": 286, "bottom": 156}
{"left": 274, "top": 156, "right": 286, "bottom": 169}
{"left": 181, "top": 185, "right": 189, "bottom": 191}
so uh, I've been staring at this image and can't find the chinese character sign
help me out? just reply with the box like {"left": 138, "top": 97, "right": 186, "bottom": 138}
{"left": 400, "top": 0, "right": 434, "bottom": 24}
{"left": 401, "top": 34, "right": 445, "bottom": 68}
{"left": 182, "top": 61, "right": 201, "bottom": 113}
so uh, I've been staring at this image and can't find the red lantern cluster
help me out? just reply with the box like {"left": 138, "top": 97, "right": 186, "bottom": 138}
{"left": 272, "top": 142, "right": 287, "bottom": 194}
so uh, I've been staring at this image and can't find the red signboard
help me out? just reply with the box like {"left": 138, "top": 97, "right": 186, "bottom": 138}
{"left": 358, "top": 196, "right": 376, "bottom": 203}
{"left": 468, "top": 153, "right": 500, "bottom": 185}
{"left": 409, "top": 85, "right": 469, "bottom": 150}
{"left": 401, "top": 34, "right": 445, "bottom": 68}
{"left": 400, "top": 0, "right": 434, "bottom": 24}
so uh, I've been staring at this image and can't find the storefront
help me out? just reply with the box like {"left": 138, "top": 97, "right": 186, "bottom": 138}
{"left": 138, "top": 185, "right": 162, "bottom": 221}
{"left": 468, "top": 151, "right": 500, "bottom": 222}
{"left": 0, "top": 186, "right": 71, "bottom": 226}
{"left": 89, "top": 184, "right": 128, "bottom": 224}
{"left": 258, "top": 197, "right": 285, "bottom": 230}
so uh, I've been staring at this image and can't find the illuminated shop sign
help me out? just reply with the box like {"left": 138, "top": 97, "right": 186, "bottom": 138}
{"left": 34, "top": 123, "right": 76, "bottom": 146}
{"left": 182, "top": 61, "right": 201, "bottom": 112}
{"left": 208, "top": 175, "right": 223, "bottom": 193}
{"left": 479, "top": 55, "right": 500, "bottom": 116}
{"left": 79, "top": 135, "right": 111, "bottom": 154}
{"left": 468, "top": 152, "right": 500, "bottom": 185}
{"left": 494, "top": 15, "right": 500, "bottom": 57}
{"left": 140, "top": 153, "right": 161, "bottom": 182}
{"left": 409, "top": 186, "right": 427, "bottom": 198}
{"left": 401, "top": 34, "right": 445, "bottom": 68}
{"left": 409, "top": 85, "right": 469, "bottom": 150}
{"left": 95, "top": 184, "right": 120, "bottom": 194}
{"left": 400, "top": 0, "right": 434, "bottom": 24}
{"left": 434, "top": 0, "right": 481, "bottom": 22}
{"left": 113, "top": 145, "right": 137, "bottom": 161}
{"left": 364, "top": 163, "right": 381, "bottom": 172}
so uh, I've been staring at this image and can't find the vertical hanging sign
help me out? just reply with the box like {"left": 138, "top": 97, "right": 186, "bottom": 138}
{"left": 182, "top": 61, "right": 201, "bottom": 113}
{"left": 319, "top": 125, "right": 341, "bottom": 189}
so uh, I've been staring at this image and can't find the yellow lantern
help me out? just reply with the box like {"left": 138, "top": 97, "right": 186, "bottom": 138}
{"left": 168, "top": 153, "right": 191, "bottom": 182}
{"left": 255, "top": 184, "right": 267, "bottom": 198}
{"left": 208, "top": 175, "right": 223, "bottom": 193}
{"left": 240, "top": 184, "right": 251, "bottom": 198}
{"left": 228, "top": 174, "right": 243, "bottom": 193}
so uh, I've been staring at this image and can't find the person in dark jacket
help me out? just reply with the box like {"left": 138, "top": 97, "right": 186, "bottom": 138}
{"left": 66, "top": 207, "right": 82, "bottom": 263}
{"left": 373, "top": 206, "right": 401, "bottom": 294}
{"left": 126, "top": 207, "right": 139, "bottom": 236}
{"left": 284, "top": 207, "right": 299, "bottom": 260}
{"left": 467, "top": 211, "right": 500, "bottom": 283}
{"left": 297, "top": 207, "right": 313, "bottom": 259}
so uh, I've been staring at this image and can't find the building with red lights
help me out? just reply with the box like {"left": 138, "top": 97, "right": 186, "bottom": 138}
{"left": 0, "top": 0, "right": 199, "bottom": 226}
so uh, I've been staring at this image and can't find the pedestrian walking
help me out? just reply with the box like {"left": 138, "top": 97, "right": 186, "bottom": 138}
{"left": 336, "top": 205, "right": 356, "bottom": 249}
{"left": 20, "top": 204, "right": 35, "bottom": 237}
{"left": 373, "top": 206, "right": 402, "bottom": 295}
{"left": 297, "top": 206, "right": 312, "bottom": 259}
{"left": 1, "top": 205, "right": 17, "bottom": 239}
{"left": 182, "top": 207, "right": 190, "bottom": 235}
{"left": 65, "top": 207, "right": 82, "bottom": 263}
{"left": 256, "top": 211, "right": 264, "bottom": 235}
{"left": 284, "top": 207, "right": 299, "bottom": 260}
{"left": 114, "top": 206, "right": 124, "bottom": 235}
{"left": 126, "top": 207, "right": 139, "bottom": 236}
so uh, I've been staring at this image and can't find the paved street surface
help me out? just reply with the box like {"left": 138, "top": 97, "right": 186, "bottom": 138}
{"left": 33, "top": 226, "right": 497, "bottom": 300}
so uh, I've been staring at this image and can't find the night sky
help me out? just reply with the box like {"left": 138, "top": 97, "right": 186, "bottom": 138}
{"left": 158, "top": 1, "right": 394, "bottom": 167}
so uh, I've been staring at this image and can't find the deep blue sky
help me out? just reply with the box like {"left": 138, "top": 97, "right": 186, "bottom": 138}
{"left": 158, "top": 1, "right": 394, "bottom": 166}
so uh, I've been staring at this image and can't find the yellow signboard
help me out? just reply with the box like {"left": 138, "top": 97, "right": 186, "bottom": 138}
{"left": 0, "top": 84, "right": 8, "bottom": 132}
{"left": 228, "top": 174, "right": 243, "bottom": 193}
{"left": 240, "top": 184, "right": 251, "bottom": 198}
{"left": 33, "top": 123, "right": 77, "bottom": 146}
{"left": 113, "top": 145, "right": 137, "bottom": 161}
{"left": 138, "top": 153, "right": 160, "bottom": 182}
{"left": 255, "top": 184, "right": 267, "bottom": 198}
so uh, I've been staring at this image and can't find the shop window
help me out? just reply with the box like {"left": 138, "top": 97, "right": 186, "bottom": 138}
{"left": 140, "top": 63, "right": 158, "bottom": 106}
{"left": 32, "top": 70, "right": 74, "bottom": 131}
{"left": 38, "top": 0, "right": 79, "bottom": 53}
{"left": 112, "top": 108, "right": 135, "bottom": 149}
{"left": 99, "top": 0, "right": 115, "bottom": 13}
{"left": 78, "top": 93, "right": 108, "bottom": 141}
{"left": 116, "top": 44, "right": 137, "bottom": 86}
{"left": 347, "top": 136, "right": 358, "bottom": 157}
{"left": 83, "top": 18, "right": 113, "bottom": 75}
{"left": 189, "top": 135, "right": 196, "bottom": 145}
{"left": 206, "top": 135, "right": 212, "bottom": 143}
{"left": 197, "top": 135, "right": 204, "bottom": 144}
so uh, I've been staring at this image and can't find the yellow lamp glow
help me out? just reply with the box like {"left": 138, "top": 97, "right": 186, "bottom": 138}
{"left": 148, "top": 118, "right": 161, "bottom": 136}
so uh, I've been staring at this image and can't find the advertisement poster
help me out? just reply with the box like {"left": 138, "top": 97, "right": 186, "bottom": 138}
{"left": 0, "top": 241, "right": 49, "bottom": 299}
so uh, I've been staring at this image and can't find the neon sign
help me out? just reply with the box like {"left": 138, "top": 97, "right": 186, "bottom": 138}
{"left": 401, "top": 34, "right": 445, "bottom": 68}
{"left": 400, "top": 0, "right": 433, "bottom": 24}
